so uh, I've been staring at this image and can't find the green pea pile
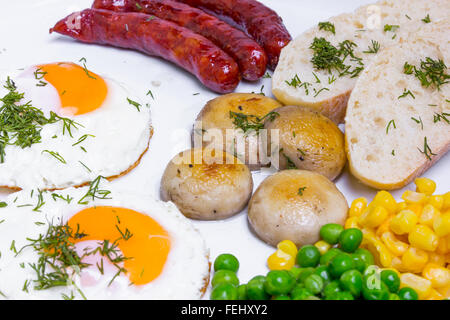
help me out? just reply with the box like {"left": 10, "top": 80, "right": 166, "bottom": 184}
{"left": 210, "top": 224, "right": 419, "bottom": 300}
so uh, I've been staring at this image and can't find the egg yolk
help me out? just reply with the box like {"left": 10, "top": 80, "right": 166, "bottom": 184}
{"left": 68, "top": 206, "right": 171, "bottom": 285}
{"left": 37, "top": 62, "right": 107, "bottom": 115}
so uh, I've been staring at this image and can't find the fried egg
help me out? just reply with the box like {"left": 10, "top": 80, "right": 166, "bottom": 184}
{"left": 0, "top": 62, "right": 152, "bottom": 189}
{"left": 0, "top": 181, "right": 210, "bottom": 299}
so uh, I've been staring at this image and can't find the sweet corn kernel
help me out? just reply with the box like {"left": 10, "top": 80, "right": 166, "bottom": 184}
{"left": 376, "top": 216, "right": 393, "bottom": 237}
{"left": 401, "top": 247, "right": 429, "bottom": 273}
{"left": 408, "top": 225, "right": 439, "bottom": 251}
{"left": 433, "top": 212, "right": 450, "bottom": 237}
{"left": 314, "top": 240, "right": 331, "bottom": 255}
{"left": 437, "top": 285, "right": 450, "bottom": 299}
{"left": 267, "top": 249, "right": 295, "bottom": 270}
{"left": 422, "top": 263, "right": 450, "bottom": 288}
{"left": 396, "top": 202, "right": 408, "bottom": 212}
{"left": 428, "top": 252, "right": 446, "bottom": 267}
{"left": 360, "top": 228, "right": 376, "bottom": 248}
{"left": 402, "top": 190, "right": 427, "bottom": 204}
{"left": 427, "top": 289, "right": 444, "bottom": 300}
{"left": 419, "top": 204, "right": 441, "bottom": 228}
{"left": 277, "top": 240, "right": 298, "bottom": 258}
{"left": 400, "top": 273, "right": 432, "bottom": 299}
{"left": 366, "top": 237, "right": 393, "bottom": 268}
{"left": 359, "top": 205, "right": 388, "bottom": 228}
{"left": 406, "top": 203, "right": 423, "bottom": 216}
{"left": 428, "top": 195, "right": 444, "bottom": 210}
{"left": 390, "top": 210, "right": 418, "bottom": 235}
{"left": 415, "top": 177, "right": 436, "bottom": 196}
{"left": 390, "top": 256, "right": 407, "bottom": 273}
{"left": 349, "top": 197, "right": 367, "bottom": 217}
{"left": 345, "top": 216, "right": 359, "bottom": 229}
{"left": 436, "top": 235, "right": 450, "bottom": 255}
{"left": 373, "top": 191, "right": 397, "bottom": 214}
{"left": 443, "top": 192, "right": 450, "bottom": 211}
{"left": 381, "top": 231, "right": 409, "bottom": 256}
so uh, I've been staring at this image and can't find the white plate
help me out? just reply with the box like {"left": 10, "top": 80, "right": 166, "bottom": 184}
{"left": 0, "top": 0, "right": 449, "bottom": 297}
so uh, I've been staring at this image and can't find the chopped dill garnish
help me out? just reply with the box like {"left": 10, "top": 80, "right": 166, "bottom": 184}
{"left": 78, "top": 161, "right": 91, "bottom": 173}
{"left": 386, "top": 119, "right": 396, "bottom": 134}
{"left": 383, "top": 24, "right": 399, "bottom": 32}
{"left": 422, "top": 14, "right": 431, "bottom": 23}
{"left": 42, "top": 150, "right": 66, "bottom": 164}
{"left": 263, "top": 72, "right": 272, "bottom": 79}
{"left": 418, "top": 136, "right": 436, "bottom": 161}
{"left": 398, "top": 89, "right": 415, "bottom": 99}
{"left": 78, "top": 176, "right": 112, "bottom": 205}
{"left": 0, "top": 202, "right": 7, "bottom": 208}
{"left": 78, "top": 57, "right": 96, "bottom": 80}
{"left": 313, "top": 87, "right": 330, "bottom": 97}
{"left": 127, "top": 98, "right": 141, "bottom": 111}
{"left": 363, "top": 40, "right": 380, "bottom": 54}
{"left": 33, "top": 189, "right": 46, "bottom": 212}
{"left": 229, "top": 110, "right": 279, "bottom": 134}
{"left": 146, "top": 89, "right": 154, "bottom": 99}
{"left": 0, "top": 78, "right": 81, "bottom": 162}
{"left": 411, "top": 116, "right": 423, "bottom": 130}
{"left": 433, "top": 112, "right": 450, "bottom": 124}
{"left": 51, "top": 193, "right": 73, "bottom": 204}
{"left": 309, "top": 37, "right": 363, "bottom": 78}
{"left": 318, "top": 21, "right": 336, "bottom": 35}
{"left": 285, "top": 74, "right": 302, "bottom": 88}
{"left": 298, "top": 186, "right": 307, "bottom": 196}
{"left": 404, "top": 58, "right": 450, "bottom": 90}
{"left": 72, "top": 134, "right": 95, "bottom": 147}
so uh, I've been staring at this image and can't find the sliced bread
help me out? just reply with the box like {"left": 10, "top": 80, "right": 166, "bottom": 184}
{"left": 345, "top": 21, "right": 450, "bottom": 190}
{"left": 272, "top": 0, "right": 450, "bottom": 123}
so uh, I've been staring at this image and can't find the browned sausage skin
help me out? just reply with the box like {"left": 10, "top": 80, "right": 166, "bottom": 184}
{"left": 92, "top": 0, "right": 268, "bottom": 81}
{"left": 50, "top": 9, "right": 240, "bottom": 93}
{"left": 175, "top": 0, "right": 291, "bottom": 69}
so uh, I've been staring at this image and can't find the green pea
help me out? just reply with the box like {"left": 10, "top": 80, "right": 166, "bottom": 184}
{"left": 323, "top": 280, "right": 342, "bottom": 298}
{"left": 246, "top": 275, "right": 269, "bottom": 300}
{"left": 380, "top": 270, "right": 400, "bottom": 293}
{"left": 320, "top": 223, "right": 344, "bottom": 245}
{"left": 304, "top": 274, "right": 324, "bottom": 295}
{"left": 289, "top": 267, "right": 303, "bottom": 280}
{"left": 398, "top": 287, "right": 419, "bottom": 300}
{"left": 389, "top": 293, "right": 400, "bottom": 300}
{"left": 329, "top": 253, "right": 355, "bottom": 279}
{"left": 211, "top": 270, "right": 239, "bottom": 288}
{"left": 214, "top": 254, "right": 240, "bottom": 273}
{"left": 272, "top": 294, "right": 291, "bottom": 300}
{"left": 362, "top": 277, "right": 390, "bottom": 300}
{"left": 264, "top": 270, "right": 296, "bottom": 295}
{"left": 290, "top": 285, "right": 314, "bottom": 300}
{"left": 296, "top": 245, "right": 321, "bottom": 268}
{"left": 338, "top": 228, "right": 363, "bottom": 253}
{"left": 351, "top": 253, "right": 367, "bottom": 273}
{"left": 297, "top": 267, "right": 316, "bottom": 283}
{"left": 354, "top": 248, "right": 375, "bottom": 267}
{"left": 237, "top": 284, "right": 247, "bottom": 300}
{"left": 211, "top": 283, "right": 238, "bottom": 300}
{"left": 320, "top": 248, "right": 342, "bottom": 266}
{"left": 339, "top": 269, "right": 363, "bottom": 298}
{"left": 326, "top": 291, "right": 354, "bottom": 300}
{"left": 314, "top": 265, "right": 331, "bottom": 284}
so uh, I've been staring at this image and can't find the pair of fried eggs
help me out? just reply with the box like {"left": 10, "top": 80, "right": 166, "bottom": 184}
{"left": 0, "top": 182, "right": 210, "bottom": 299}
{"left": 0, "top": 63, "right": 209, "bottom": 299}
{"left": 0, "top": 62, "right": 151, "bottom": 190}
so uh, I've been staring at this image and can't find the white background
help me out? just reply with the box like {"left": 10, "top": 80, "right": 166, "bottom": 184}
{"left": 0, "top": 0, "right": 449, "bottom": 295}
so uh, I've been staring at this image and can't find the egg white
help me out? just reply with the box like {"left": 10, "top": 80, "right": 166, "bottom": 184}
{"left": 0, "top": 66, "right": 152, "bottom": 190}
{"left": 0, "top": 182, "right": 210, "bottom": 300}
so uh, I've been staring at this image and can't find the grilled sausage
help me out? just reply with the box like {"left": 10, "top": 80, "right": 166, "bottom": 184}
{"left": 92, "top": 0, "right": 268, "bottom": 81}
{"left": 175, "top": 0, "right": 292, "bottom": 69}
{"left": 50, "top": 9, "right": 240, "bottom": 93}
